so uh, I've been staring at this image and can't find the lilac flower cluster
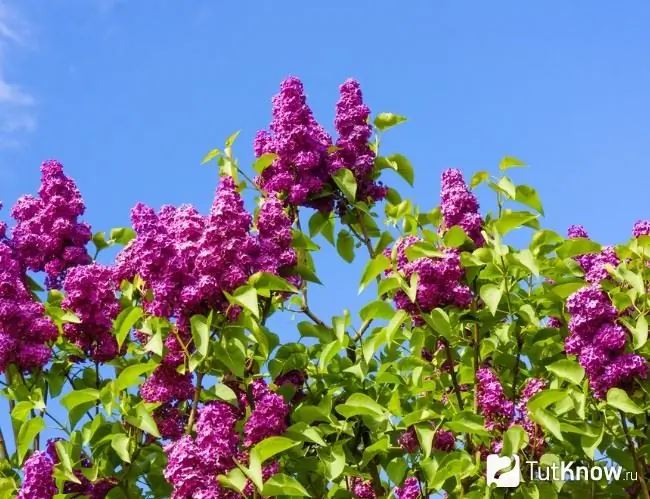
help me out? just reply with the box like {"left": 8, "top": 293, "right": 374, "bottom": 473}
{"left": 633, "top": 220, "right": 650, "bottom": 238}
{"left": 567, "top": 225, "right": 619, "bottom": 283}
{"left": 350, "top": 477, "right": 376, "bottom": 498}
{"left": 394, "top": 477, "right": 420, "bottom": 499}
{"left": 154, "top": 404, "right": 187, "bottom": 441}
{"left": 140, "top": 364, "right": 194, "bottom": 404}
{"left": 565, "top": 285, "right": 648, "bottom": 398}
{"left": 10, "top": 160, "right": 91, "bottom": 289}
{"left": 274, "top": 369, "right": 308, "bottom": 403}
{"left": 62, "top": 263, "right": 120, "bottom": 362}
{"left": 398, "top": 426, "right": 456, "bottom": 453}
{"left": 0, "top": 240, "right": 58, "bottom": 373}
{"left": 16, "top": 451, "right": 57, "bottom": 499}
{"left": 164, "top": 387, "right": 287, "bottom": 498}
{"left": 476, "top": 368, "right": 547, "bottom": 456}
{"left": 254, "top": 77, "right": 387, "bottom": 212}
{"left": 244, "top": 379, "right": 290, "bottom": 446}
{"left": 330, "top": 79, "right": 387, "bottom": 211}
{"left": 385, "top": 236, "right": 472, "bottom": 323}
{"left": 254, "top": 76, "right": 333, "bottom": 208}
{"left": 440, "top": 168, "right": 484, "bottom": 247}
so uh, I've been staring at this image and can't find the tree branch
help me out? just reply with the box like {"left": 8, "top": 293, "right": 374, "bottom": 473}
{"left": 620, "top": 410, "right": 650, "bottom": 499}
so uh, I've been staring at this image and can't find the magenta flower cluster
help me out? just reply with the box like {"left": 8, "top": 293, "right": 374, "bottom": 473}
{"left": 567, "top": 225, "right": 619, "bottom": 283}
{"left": 566, "top": 284, "right": 648, "bottom": 398}
{"left": 476, "top": 368, "right": 547, "bottom": 455}
{"left": 0, "top": 238, "right": 57, "bottom": 373}
{"left": 62, "top": 263, "right": 120, "bottom": 362}
{"left": 350, "top": 477, "right": 376, "bottom": 498}
{"left": 254, "top": 77, "right": 385, "bottom": 212}
{"left": 385, "top": 236, "right": 472, "bottom": 322}
{"left": 164, "top": 380, "right": 288, "bottom": 498}
{"left": 10, "top": 160, "right": 91, "bottom": 289}
{"left": 398, "top": 425, "right": 455, "bottom": 454}
{"left": 394, "top": 477, "right": 420, "bottom": 499}
{"left": 440, "top": 168, "right": 484, "bottom": 247}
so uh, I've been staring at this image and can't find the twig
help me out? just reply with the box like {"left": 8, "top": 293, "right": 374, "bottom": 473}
{"left": 620, "top": 410, "right": 650, "bottom": 499}
{"left": 442, "top": 340, "right": 464, "bottom": 410}
{"left": 185, "top": 372, "right": 204, "bottom": 435}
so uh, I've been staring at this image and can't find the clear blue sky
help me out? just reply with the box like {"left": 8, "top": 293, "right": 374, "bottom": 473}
{"left": 1, "top": 0, "right": 649, "bottom": 472}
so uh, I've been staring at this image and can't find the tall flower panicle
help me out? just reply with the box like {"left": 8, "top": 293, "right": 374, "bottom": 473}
{"left": 350, "top": 477, "right": 376, "bottom": 499}
{"left": 384, "top": 237, "right": 472, "bottom": 323}
{"left": 11, "top": 160, "right": 91, "bottom": 289}
{"left": 17, "top": 451, "right": 57, "bottom": 499}
{"left": 476, "top": 368, "right": 514, "bottom": 430}
{"left": 633, "top": 220, "right": 650, "bottom": 238}
{"left": 566, "top": 284, "right": 648, "bottom": 398}
{"left": 440, "top": 168, "right": 484, "bottom": 247}
{"left": 254, "top": 196, "right": 300, "bottom": 288}
{"left": 567, "top": 225, "right": 619, "bottom": 283}
{"left": 254, "top": 76, "right": 333, "bottom": 208}
{"left": 195, "top": 401, "right": 239, "bottom": 474}
{"left": 330, "top": 79, "right": 386, "bottom": 211}
{"left": 0, "top": 243, "right": 58, "bottom": 373}
{"left": 62, "top": 263, "right": 120, "bottom": 362}
{"left": 244, "top": 379, "right": 290, "bottom": 446}
{"left": 394, "top": 477, "right": 420, "bottom": 499}
{"left": 140, "top": 365, "right": 194, "bottom": 404}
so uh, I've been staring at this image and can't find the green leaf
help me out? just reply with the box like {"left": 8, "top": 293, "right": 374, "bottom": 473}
{"left": 530, "top": 408, "right": 563, "bottom": 441}
{"left": 499, "top": 156, "right": 526, "bottom": 171}
{"left": 634, "top": 314, "right": 648, "bottom": 350}
{"left": 515, "top": 185, "right": 544, "bottom": 215}
{"left": 335, "top": 393, "right": 385, "bottom": 419}
{"left": 262, "top": 474, "right": 311, "bottom": 497}
{"left": 226, "top": 285, "right": 259, "bottom": 319}
{"left": 92, "top": 231, "right": 110, "bottom": 251}
{"left": 480, "top": 283, "right": 503, "bottom": 315}
{"left": 546, "top": 359, "right": 585, "bottom": 386}
{"left": 320, "top": 443, "right": 346, "bottom": 480}
{"left": 212, "top": 384, "right": 239, "bottom": 406}
{"left": 17, "top": 417, "right": 45, "bottom": 464}
{"left": 556, "top": 238, "right": 601, "bottom": 259}
{"left": 501, "top": 425, "right": 528, "bottom": 456}
{"left": 109, "top": 227, "right": 136, "bottom": 246}
{"left": 551, "top": 281, "right": 585, "bottom": 299}
{"left": 111, "top": 434, "right": 131, "bottom": 463}
{"left": 11, "top": 401, "right": 35, "bottom": 422}
{"left": 606, "top": 388, "right": 644, "bottom": 415}
{"left": 514, "top": 249, "right": 540, "bottom": 276}
{"left": 126, "top": 404, "right": 161, "bottom": 438}
{"left": 527, "top": 390, "right": 569, "bottom": 412}
{"left": 581, "top": 424, "right": 604, "bottom": 460}
{"left": 358, "top": 254, "right": 390, "bottom": 294}
{"left": 251, "top": 436, "right": 299, "bottom": 469}
{"left": 421, "top": 308, "right": 452, "bottom": 339}
{"left": 61, "top": 388, "right": 100, "bottom": 412}
{"left": 319, "top": 340, "right": 342, "bottom": 374}
{"left": 332, "top": 168, "right": 357, "bottom": 202}
{"left": 113, "top": 306, "right": 143, "bottom": 349}
{"left": 252, "top": 153, "right": 277, "bottom": 174}
{"left": 496, "top": 177, "right": 516, "bottom": 198}
{"left": 225, "top": 130, "right": 241, "bottom": 148}
{"left": 249, "top": 272, "right": 298, "bottom": 295}
{"left": 201, "top": 148, "right": 221, "bottom": 164}
{"left": 115, "top": 361, "right": 156, "bottom": 391}
{"left": 443, "top": 226, "right": 468, "bottom": 248}
{"left": 190, "top": 314, "right": 211, "bottom": 358}
{"left": 336, "top": 230, "right": 355, "bottom": 263}
{"left": 494, "top": 211, "right": 538, "bottom": 235}
{"left": 445, "top": 412, "right": 490, "bottom": 436}
{"left": 415, "top": 424, "right": 435, "bottom": 459}
{"left": 470, "top": 171, "right": 489, "bottom": 188}
{"left": 215, "top": 337, "right": 247, "bottom": 378}
{"left": 359, "top": 300, "right": 395, "bottom": 321}
{"left": 373, "top": 112, "right": 407, "bottom": 131}
{"left": 386, "top": 153, "right": 414, "bottom": 186}
{"left": 386, "top": 458, "right": 408, "bottom": 485}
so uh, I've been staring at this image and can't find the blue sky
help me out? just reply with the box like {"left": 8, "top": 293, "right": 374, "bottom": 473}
{"left": 0, "top": 0, "right": 650, "bottom": 481}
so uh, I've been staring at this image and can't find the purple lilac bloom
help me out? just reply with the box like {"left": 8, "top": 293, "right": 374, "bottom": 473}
{"left": 164, "top": 436, "right": 210, "bottom": 498}
{"left": 398, "top": 427, "right": 419, "bottom": 453}
{"left": 244, "top": 379, "right": 290, "bottom": 447}
{"left": 0, "top": 242, "right": 58, "bottom": 373}
{"left": 567, "top": 225, "right": 619, "bottom": 283}
{"left": 567, "top": 224, "right": 597, "bottom": 271}
{"left": 195, "top": 402, "right": 239, "bottom": 474}
{"left": 154, "top": 405, "right": 187, "bottom": 441}
{"left": 140, "top": 365, "right": 194, "bottom": 404}
{"left": 62, "top": 263, "right": 120, "bottom": 362}
{"left": 476, "top": 368, "right": 514, "bottom": 431}
{"left": 394, "top": 477, "right": 420, "bottom": 499}
{"left": 434, "top": 430, "right": 456, "bottom": 452}
{"left": 11, "top": 160, "right": 91, "bottom": 289}
{"left": 330, "top": 79, "right": 387, "bottom": 211}
{"left": 384, "top": 237, "right": 472, "bottom": 323}
{"left": 17, "top": 451, "right": 57, "bottom": 499}
{"left": 254, "top": 76, "right": 333, "bottom": 208}
{"left": 274, "top": 369, "right": 308, "bottom": 402}
{"left": 351, "top": 477, "right": 376, "bottom": 498}
{"left": 633, "top": 220, "right": 650, "bottom": 238}
{"left": 440, "top": 168, "right": 484, "bottom": 247}
{"left": 515, "top": 378, "right": 547, "bottom": 455}
{"left": 254, "top": 196, "right": 300, "bottom": 288}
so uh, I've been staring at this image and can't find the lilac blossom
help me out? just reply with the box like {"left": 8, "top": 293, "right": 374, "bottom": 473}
{"left": 440, "top": 168, "right": 484, "bottom": 247}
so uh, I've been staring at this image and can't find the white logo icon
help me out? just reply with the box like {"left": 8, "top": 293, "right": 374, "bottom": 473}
{"left": 487, "top": 454, "right": 521, "bottom": 488}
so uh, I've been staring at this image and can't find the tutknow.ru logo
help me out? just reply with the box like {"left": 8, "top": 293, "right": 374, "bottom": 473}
{"left": 486, "top": 454, "right": 637, "bottom": 488}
